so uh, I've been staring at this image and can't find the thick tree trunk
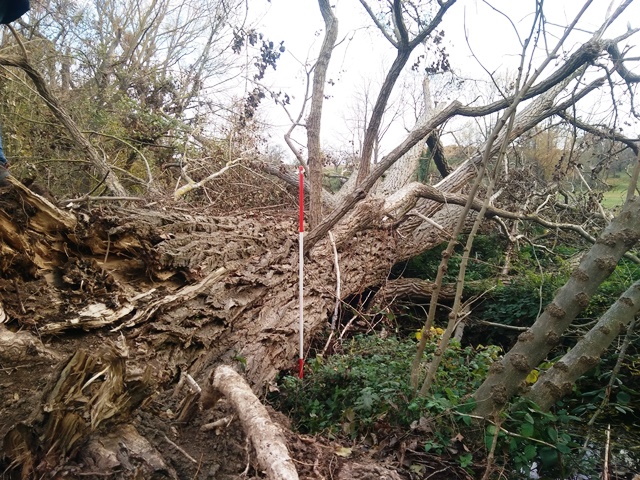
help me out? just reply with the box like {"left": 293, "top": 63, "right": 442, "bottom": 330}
{"left": 0, "top": 177, "right": 406, "bottom": 476}
{"left": 526, "top": 279, "right": 640, "bottom": 410}
{"left": 307, "top": 0, "right": 338, "bottom": 228}
{"left": 472, "top": 196, "right": 640, "bottom": 418}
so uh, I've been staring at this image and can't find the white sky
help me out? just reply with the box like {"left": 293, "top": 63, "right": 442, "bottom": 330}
{"left": 250, "top": 0, "right": 640, "bottom": 160}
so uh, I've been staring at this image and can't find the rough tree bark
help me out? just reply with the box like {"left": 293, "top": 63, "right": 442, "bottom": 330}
{"left": 1, "top": 2, "right": 639, "bottom": 476}
{"left": 0, "top": 174, "right": 402, "bottom": 477}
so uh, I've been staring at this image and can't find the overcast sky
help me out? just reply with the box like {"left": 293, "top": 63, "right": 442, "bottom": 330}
{"left": 249, "top": 0, "right": 639, "bottom": 159}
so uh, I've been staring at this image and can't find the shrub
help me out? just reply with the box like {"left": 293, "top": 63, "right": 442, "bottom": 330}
{"left": 272, "top": 334, "right": 500, "bottom": 437}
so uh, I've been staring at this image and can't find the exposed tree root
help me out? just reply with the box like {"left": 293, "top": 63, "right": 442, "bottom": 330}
{"left": 211, "top": 365, "right": 299, "bottom": 480}
{"left": 0, "top": 325, "right": 61, "bottom": 363}
{"left": 2, "top": 342, "right": 156, "bottom": 478}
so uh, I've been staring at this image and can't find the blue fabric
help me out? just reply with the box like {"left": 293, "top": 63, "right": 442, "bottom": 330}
{"left": 0, "top": 125, "right": 6, "bottom": 166}
{"left": 0, "top": 0, "right": 30, "bottom": 24}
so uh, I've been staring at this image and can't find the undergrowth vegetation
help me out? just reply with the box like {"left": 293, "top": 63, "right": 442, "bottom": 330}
{"left": 272, "top": 234, "right": 640, "bottom": 477}
{"left": 273, "top": 334, "right": 499, "bottom": 437}
{"left": 271, "top": 334, "right": 614, "bottom": 478}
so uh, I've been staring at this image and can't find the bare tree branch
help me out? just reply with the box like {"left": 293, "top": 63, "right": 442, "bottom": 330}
{"left": 358, "top": 0, "right": 398, "bottom": 47}
{"left": 307, "top": 0, "right": 339, "bottom": 227}
{"left": 606, "top": 42, "right": 640, "bottom": 83}
{"left": 557, "top": 111, "right": 639, "bottom": 155}
{"left": 355, "top": 0, "right": 457, "bottom": 184}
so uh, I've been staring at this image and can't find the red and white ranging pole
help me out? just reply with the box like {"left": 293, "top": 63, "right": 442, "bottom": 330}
{"left": 298, "top": 166, "right": 305, "bottom": 379}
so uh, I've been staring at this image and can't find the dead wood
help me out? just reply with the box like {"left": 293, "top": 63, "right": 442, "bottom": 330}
{"left": 211, "top": 365, "right": 299, "bottom": 480}
{"left": 2, "top": 341, "right": 155, "bottom": 478}
{"left": 374, "top": 278, "right": 458, "bottom": 306}
{"left": 0, "top": 325, "right": 60, "bottom": 364}
{"left": 0, "top": 153, "right": 447, "bottom": 478}
{"left": 4, "top": 176, "right": 77, "bottom": 231}
{"left": 81, "top": 424, "right": 177, "bottom": 478}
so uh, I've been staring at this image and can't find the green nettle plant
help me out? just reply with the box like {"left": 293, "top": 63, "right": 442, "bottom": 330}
{"left": 272, "top": 335, "right": 500, "bottom": 437}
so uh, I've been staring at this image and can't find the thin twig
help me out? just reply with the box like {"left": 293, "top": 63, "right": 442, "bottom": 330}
{"left": 6, "top": 25, "right": 28, "bottom": 60}
{"left": 586, "top": 316, "right": 637, "bottom": 429}
{"left": 321, "top": 329, "right": 335, "bottom": 357}
{"left": 476, "top": 320, "right": 528, "bottom": 332}
{"left": 481, "top": 415, "right": 501, "bottom": 480}
{"left": 328, "top": 231, "right": 341, "bottom": 330}
{"left": 338, "top": 315, "right": 358, "bottom": 341}
{"left": 61, "top": 196, "right": 146, "bottom": 204}
{"left": 457, "top": 411, "right": 559, "bottom": 449}
{"left": 200, "top": 416, "right": 234, "bottom": 432}
{"left": 163, "top": 434, "right": 197, "bottom": 464}
{"left": 603, "top": 424, "right": 611, "bottom": 480}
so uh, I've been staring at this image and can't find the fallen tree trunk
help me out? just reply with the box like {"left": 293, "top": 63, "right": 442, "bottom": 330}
{"left": 0, "top": 176, "right": 410, "bottom": 476}
{"left": 211, "top": 365, "right": 299, "bottom": 480}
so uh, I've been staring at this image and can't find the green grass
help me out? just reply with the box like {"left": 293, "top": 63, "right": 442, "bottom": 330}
{"left": 601, "top": 175, "right": 630, "bottom": 209}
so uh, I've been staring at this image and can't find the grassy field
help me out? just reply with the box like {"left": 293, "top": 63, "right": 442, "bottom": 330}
{"left": 601, "top": 175, "right": 631, "bottom": 209}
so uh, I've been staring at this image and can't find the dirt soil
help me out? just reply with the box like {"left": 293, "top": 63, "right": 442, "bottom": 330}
{"left": 0, "top": 325, "right": 474, "bottom": 479}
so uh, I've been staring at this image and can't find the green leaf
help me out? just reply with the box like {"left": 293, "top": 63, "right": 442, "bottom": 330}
{"left": 557, "top": 443, "right": 571, "bottom": 454}
{"left": 459, "top": 453, "right": 473, "bottom": 468}
{"left": 425, "top": 441, "right": 441, "bottom": 452}
{"left": 520, "top": 422, "right": 534, "bottom": 437}
{"left": 539, "top": 447, "right": 558, "bottom": 467}
{"left": 524, "top": 444, "right": 537, "bottom": 460}
{"left": 524, "top": 412, "right": 535, "bottom": 424}
{"left": 547, "top": 427, "right": 558, "bottom": 442}
{"left": 484, "top": 434, "right": 495, "bottom": 451}
{"left": 616, "top": 391, "right": 631, "bottom": 405}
